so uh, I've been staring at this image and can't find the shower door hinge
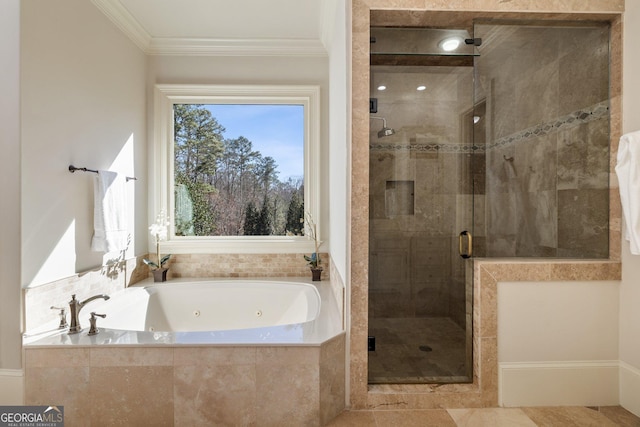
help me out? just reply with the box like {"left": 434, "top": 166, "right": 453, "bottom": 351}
{"left": 368, "top": 336, "right": 376, "bottom": 351}
{"left": 370, "top": 98, "right": 378, "bottom": 114}
{"left": 465, "top": 38, "right": 482, "bottom": 46}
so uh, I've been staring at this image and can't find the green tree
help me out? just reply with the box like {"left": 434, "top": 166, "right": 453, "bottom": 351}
{"left": 285, "top": 191, "right": 304, "bottom": 235}
{"left": 176, "top": 172, "right": 217, "bottom": 235}
{"left": 243, "top": 201, "right": 259, "bottom": 235}
{"left": 174, "top": 104, "right": 225, "bottom": 182}
{"left": 255, "top": 196, "right": 274, "bottom": 235}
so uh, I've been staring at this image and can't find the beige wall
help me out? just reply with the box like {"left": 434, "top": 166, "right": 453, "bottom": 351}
{"left": 620, "top": 0, "right": 640, "bottom": 415}
{"left": 498, "top": 280, "right": 620, "bottom": 406}
{"left": 21, "top": 0, "right": 147, "bottom": 288}
{"left": 0, "top": 0, "right": 22, "bottom": 375}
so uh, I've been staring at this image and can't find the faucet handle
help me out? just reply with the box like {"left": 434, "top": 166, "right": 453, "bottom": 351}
{"left": 88, "top": 312, "right": 106, "bottom": 336}
{"left": 50, "top": 306, "right": 68, "bottom": 329}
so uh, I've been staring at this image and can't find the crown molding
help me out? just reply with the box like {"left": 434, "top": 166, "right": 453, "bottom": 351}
{"left": 91, "top": 0, "right": 151, "bottom": 51}
{"left": 92, "top": 0, "right": 327, "bottom": 57}
{"left": 147, "top": 37, "right": 327, "bottom": 57}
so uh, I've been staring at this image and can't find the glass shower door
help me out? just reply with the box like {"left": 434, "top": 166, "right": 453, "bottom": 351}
{"left": 368, "top": 37, "right": 476, "bottom": 383}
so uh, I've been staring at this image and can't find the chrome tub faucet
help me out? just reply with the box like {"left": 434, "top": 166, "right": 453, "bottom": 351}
{"left": 68, "top": 293, "right": 110, "bottom": 334}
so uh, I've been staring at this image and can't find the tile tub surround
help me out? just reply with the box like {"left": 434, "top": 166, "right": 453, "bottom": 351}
{"left": 25, "top": 335, "right": 345, "bottom": 426}
{"left": 23, "top": 256, "right": 145, "bottom": 332}
{"left": 24, "top": 278, "right": 346, "bottom": 425}
{"left": 165, "top": 252, "right": 330, "bottom": 280}
{"left": 351, "top": 2, "right": 623, "bottom": 409}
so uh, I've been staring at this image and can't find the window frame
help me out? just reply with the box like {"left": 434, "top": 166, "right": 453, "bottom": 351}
{"left": 152, "top": 84, "right": 321, "bottom": 254}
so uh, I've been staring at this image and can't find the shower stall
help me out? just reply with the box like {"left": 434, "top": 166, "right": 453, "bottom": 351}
{"left": 368, "top": 21, "right": 610, "bottom": 384}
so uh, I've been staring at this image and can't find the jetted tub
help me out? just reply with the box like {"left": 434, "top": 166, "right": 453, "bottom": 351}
{"left": 23, "top": 278, "right": 346, "bottom": 424}
{"left": 24, "top": 278, "right": 342, "bottom": 346}
{"left": 98, "top": 280, "right": 321, "bottom": 333}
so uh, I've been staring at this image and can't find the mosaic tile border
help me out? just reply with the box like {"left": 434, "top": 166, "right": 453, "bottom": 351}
{"left": 489, "top": 101, "right": 609, "bottom": 150}
{"left": 369, "top": 101, "right": 609, "bottom": 154}
{"left": 370, "top": 142, "right": 480, "bottom": 153}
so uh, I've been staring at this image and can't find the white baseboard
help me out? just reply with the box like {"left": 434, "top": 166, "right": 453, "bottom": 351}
{"left": 499, "top": 361, "right": 619, "bottom": 407}
{"left": 620, "top": 361, "right": 640, "bottom": 417}
{"left": 0, "top": 369, "right": 23, "bottom": 405}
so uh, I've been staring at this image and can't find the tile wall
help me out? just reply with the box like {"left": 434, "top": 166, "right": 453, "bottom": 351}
{"left": 25, "top": 334, "right": 346, "bottom": 426}
{"left": 351, "top": 0, "right": 623, "bottom": 410}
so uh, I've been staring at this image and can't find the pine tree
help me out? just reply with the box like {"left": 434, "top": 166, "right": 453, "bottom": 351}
{"left": 285, "top": 192, "right": 304, "bottom": 235}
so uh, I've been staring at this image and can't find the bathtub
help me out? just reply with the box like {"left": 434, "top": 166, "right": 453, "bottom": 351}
{"left": 99, "top": 280, "right": 321, "bottom": 333}
{"left": 23, "top": 278, "right": 346, "bottom": 425}
{"left": 24, "top": 277, "right": 342, "bottom": 345}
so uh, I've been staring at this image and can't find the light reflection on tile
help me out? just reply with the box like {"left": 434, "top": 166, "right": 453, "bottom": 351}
{"left": 447, "top": 408, "right": 537, "bottom": 427}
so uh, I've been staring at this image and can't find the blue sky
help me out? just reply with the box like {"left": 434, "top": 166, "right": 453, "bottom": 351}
{"left": 205, "top": 104, "right": 304, "bottom": 181}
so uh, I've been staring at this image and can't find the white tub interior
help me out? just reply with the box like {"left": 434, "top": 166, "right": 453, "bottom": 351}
{"left": 24, "top": 278, "right": 342, "bottom": 346}
{"left": 99, "top": 280, "right": 321, "bottom": 333}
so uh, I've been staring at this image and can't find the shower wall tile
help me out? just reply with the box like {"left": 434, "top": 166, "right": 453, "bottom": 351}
{"left": 514, "top": 189, "right": 558, "bottom": 256}
{"left": 559, "top": 26, "right": 610, "bottom": 113}
{"left": 516, "top": 61, "right": 560, "bottom": 130}
{"left": 354, "top": 0, "right": 622, "bottom": 412}
{"left": 557, "top": 188, "right": 609, "bottom": 258}
{"left": 557, "top": 119, "right": 610, "bottom": 190}
{"left": 517, "top": 133, "right": 558, "bottom": 193}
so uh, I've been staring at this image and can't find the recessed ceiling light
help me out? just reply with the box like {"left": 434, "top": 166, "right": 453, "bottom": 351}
{"left": 377, "top": 85, "right": 386, "bottom": 91}
{"left": 416, "top": 85, "right": 426, "bottom": 91}
{"left": 439, "top": 37, "right": 462, "bottom": 52}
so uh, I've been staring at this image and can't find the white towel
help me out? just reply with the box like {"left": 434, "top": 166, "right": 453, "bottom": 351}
{"left": 91, "top": 170, "right": 128, "bottom": 252}
{"left": 616, "top": 131, "right": 640, "bottom": 255}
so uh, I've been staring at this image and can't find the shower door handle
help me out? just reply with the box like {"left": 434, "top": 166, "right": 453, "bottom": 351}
{"left": 459, "top": 231, "right": 473, "bottom": 259}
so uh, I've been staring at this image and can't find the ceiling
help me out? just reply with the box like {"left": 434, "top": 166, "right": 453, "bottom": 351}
{"left": 91, "top": 0, "right": 333, "bottom": 56}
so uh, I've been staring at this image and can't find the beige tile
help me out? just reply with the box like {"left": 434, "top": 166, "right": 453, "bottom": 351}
{"left": 256, "top": 345, "right": 320, "bottom": 365}
{"left": 326, "top": 410, "right": 376, "bottom": 426}
{"left": 25, "top": 367, "right": 90, "bottom": 427}
{"left": 320, "top": 353, "right": 346, "bottom": 425}
{"left": 522, "top": 406, "right": 621, "bottom": 427}
{"left": 374, "top": 409, "right": 457, "bottom": 426}
{"left": 256, "top": 363, "right": 320, "bottom": 425}
{"left": 448, "top": 408, "right": 537, "bottom": 426}
{"left": 598, "top": 406, "right": 640, "bottom": 427}
{"left": 25, "top": 348, "right": 89, "bottom": 368}
{"left": 89, "top": 347, "right": 173, "bottom": 366}
{"left": 548, "top": 262, "right": 621, "bottom": 281}
{"left": 173, "top": 346, "right": 256, "bottom": 366}
{"left": 89, "top": 366, "right": 173, "bottom": 426}
{"left": 174, "top": 364, "right": 256, "bottom": 426}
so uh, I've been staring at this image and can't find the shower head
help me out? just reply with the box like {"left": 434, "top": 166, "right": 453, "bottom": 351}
{"left": 370, "top": 116, "right": 396, "bottom": 138}
{"left": 378, "top": 126, "right": 395, "bottom": 138}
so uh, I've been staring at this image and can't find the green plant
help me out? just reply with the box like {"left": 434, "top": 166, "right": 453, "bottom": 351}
{"left": 143, "top": 210, "right": 172, "bottom": 270}
{"left": 303, "top": 212, "right": 321, "bottom": 269}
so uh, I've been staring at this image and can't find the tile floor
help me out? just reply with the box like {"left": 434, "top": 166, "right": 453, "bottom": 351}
{"left": 368, "top": 317, "right": 468, "bottom": 383}
{"left": 327, "top": 406, "right": 640, "bottom": 426}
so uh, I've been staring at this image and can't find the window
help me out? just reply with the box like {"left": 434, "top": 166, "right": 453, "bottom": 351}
{"left": 153, "top": 84, "right": 320, "bottom": 253}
